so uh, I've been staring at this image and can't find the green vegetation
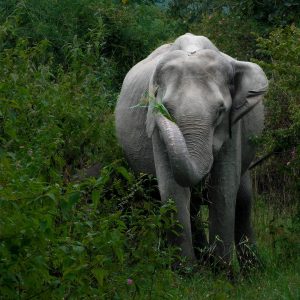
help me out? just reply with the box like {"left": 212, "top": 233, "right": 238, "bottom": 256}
{"left": 0, "top": 0, "right": 299, "bottom": 298}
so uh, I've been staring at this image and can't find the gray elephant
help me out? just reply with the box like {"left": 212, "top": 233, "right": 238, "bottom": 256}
{"left": 115, "top": 33, "right": 268, "bottom": 269}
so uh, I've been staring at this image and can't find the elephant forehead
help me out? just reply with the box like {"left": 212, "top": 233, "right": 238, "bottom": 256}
{"left": 159, "top": 50, "right": 233, "bottom": 85}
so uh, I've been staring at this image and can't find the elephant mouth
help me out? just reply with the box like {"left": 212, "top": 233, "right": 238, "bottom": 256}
{"left": 156, "top": 113, "right": 213, "bottom": 187}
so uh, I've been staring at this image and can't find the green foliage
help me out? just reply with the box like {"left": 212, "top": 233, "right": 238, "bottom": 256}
{"left": 167, "top": 0, "right": 300, "bottom": 26}
{"left": 190, "top": 12, "right": 264, "bottom": 60}
{"left": 0, "top": 0, "right": 107, "bottom": 64}
{"left": 0, "top": 0, "right": 183, "bottom": 82}
{"left": 168, "top": 0, "right": 218, "bottom": 23}
{"left": 233, "top": 0, "right": 300, "bottom": 26}
{"left": 0, "top": 38, "right": 118, "bottom": 183}
{"left": 135, "top": 93, "right": 176, "bottom": 122}
{"left": 254, "top": 25, "right": 300, "bottom": 201}
{"left": 255, "top": 25, "right": 300, "bottom": 151}
{"left": 152, "top": 102, "right": 175, "bottom": 122}
{"left": 100, "top": 1, "right": 183, "bottom": 80}
{"left": 0, "top": 162, "right": 181, "bottom": 298}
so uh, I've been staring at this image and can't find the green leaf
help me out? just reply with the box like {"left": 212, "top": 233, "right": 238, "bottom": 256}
{"left": 92, "top": 268, "right": 108, "bottom": 287}
{"left": 116, "top": 166, "right": 134, "bottom": 183}
{"left": 92, "top": 189, "right": 101, "bottom": 209}
{"left": 72, "top": 245, "right": 85, "bottom": 254}
{"left": 69, "top": 192, "right": 80, "bottom": 206}
{"left": 46, "top": 192, "right": 56, "bottom": 201}
{"left": 152, "top": 102, "right": 175, "bottom": 122}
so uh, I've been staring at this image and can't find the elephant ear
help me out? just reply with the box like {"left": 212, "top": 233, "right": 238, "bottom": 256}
{"left": 146, "top": 71, "right": 159, "bottom": 138}
{"left": 145, "top": 50, "right": 184, "bottom": 137}
{"left": 231, "top": 61, "right": 268, "bottom": 124}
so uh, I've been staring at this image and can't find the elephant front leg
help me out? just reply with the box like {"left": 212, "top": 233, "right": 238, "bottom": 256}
{"left": 235, "top": 171, "right": 262, "bottom": 272}
{"left": 208, "top": 129, "right": 241, "bottom": 269}
{"left": 208, "top": 178, "right": 238, "bottom": 268}
{"left": 152, "top": 130, "right": 196, "bottom": 261}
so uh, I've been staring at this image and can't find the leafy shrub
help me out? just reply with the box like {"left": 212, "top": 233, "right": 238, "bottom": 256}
{"left": 0, "top": 36, "right": 119, "bottom": 184}
{"left": 233, "top": 0, "right": 300, "bottom": 26}
{"left": 190, "top": 12, "right": 264, "bottom": 60}
{"left": 0, "top": 0, "right": 107, "bottom": 64}
{"left": 168, "top": 0, "right": 217, "bottom": 23}
{"left": 98, "top": 1, "right": 183, "bottom": 81}
{"left": 253, "top": 25, "right": 300, "bottom": 204}
{"left": 167, "top": 0, "right": 300, "bottom": 26}
{"left": 0, "top": 0, "right": 183, "bottom": 83}
{"left": 0, "top": 161, "right": 181, "bottom": 298}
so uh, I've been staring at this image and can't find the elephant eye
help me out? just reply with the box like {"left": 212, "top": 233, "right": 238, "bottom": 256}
{"left": 219, "top": 103, "right": 226, "bottom": 112}
{"left": 215, "top": 103, "right": 226, "bottom": 122}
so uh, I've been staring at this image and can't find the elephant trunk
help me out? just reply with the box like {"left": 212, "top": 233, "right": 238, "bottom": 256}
{"left": 156, "top": 114, "right": 213, "bottom": 187}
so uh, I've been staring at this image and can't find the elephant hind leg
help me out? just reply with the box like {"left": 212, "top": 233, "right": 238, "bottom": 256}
{"left": 235, "top": 171, "right": 262, "bottom": 271}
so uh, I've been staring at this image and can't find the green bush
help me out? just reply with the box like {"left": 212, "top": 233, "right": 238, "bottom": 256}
{"left": 97, "top": 1, "right": 183, "bottom": 81}
{"left": 167, "top": 0, "right": 300, "bottom": 26}
{"left": 232, "top": 0, "right": 300, "bottom": 26}
{"left": 0, "top": 37, "right": 118, "bottom": 184}
{"left": 0, "top": 161, "right": 180, "bottom": 298}
{"left": 0, "top": 0, "right": 183, "bottom": 83}
{"left": 0, "top": 0, "right": 107, "bottom": 64}
{"left": 253, "top": 25, "right": 300, "bottom": 203}
{"left": 190, "top": 12, "right": 264, "bottom": 60}
{"left": 0, "top": 0, "right": 184, "bottom": 183}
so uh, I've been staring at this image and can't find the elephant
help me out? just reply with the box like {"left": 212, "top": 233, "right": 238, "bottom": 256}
{"left": 115, "top": 33, "right": 268, "bottom": 269}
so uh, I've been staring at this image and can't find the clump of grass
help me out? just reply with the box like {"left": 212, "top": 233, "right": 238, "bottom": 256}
{"left": 131, "top": 93, "right": 175, "bottom": 122}
{"left": 152, "top": 102, "right": 175, "bottom": 122}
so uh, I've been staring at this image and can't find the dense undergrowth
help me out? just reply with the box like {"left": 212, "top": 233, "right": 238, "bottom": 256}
{"left": 0, "top": 0, "right": 299, "bottom": 298}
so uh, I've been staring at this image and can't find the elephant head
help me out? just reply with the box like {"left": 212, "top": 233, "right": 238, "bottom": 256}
{"left": 146, "top": 49, "right": 268, "bottom": 187}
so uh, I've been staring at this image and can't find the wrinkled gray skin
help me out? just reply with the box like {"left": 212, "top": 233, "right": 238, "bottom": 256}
{"left": 115, "top": 33, "right": 268, "bottom": 266}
